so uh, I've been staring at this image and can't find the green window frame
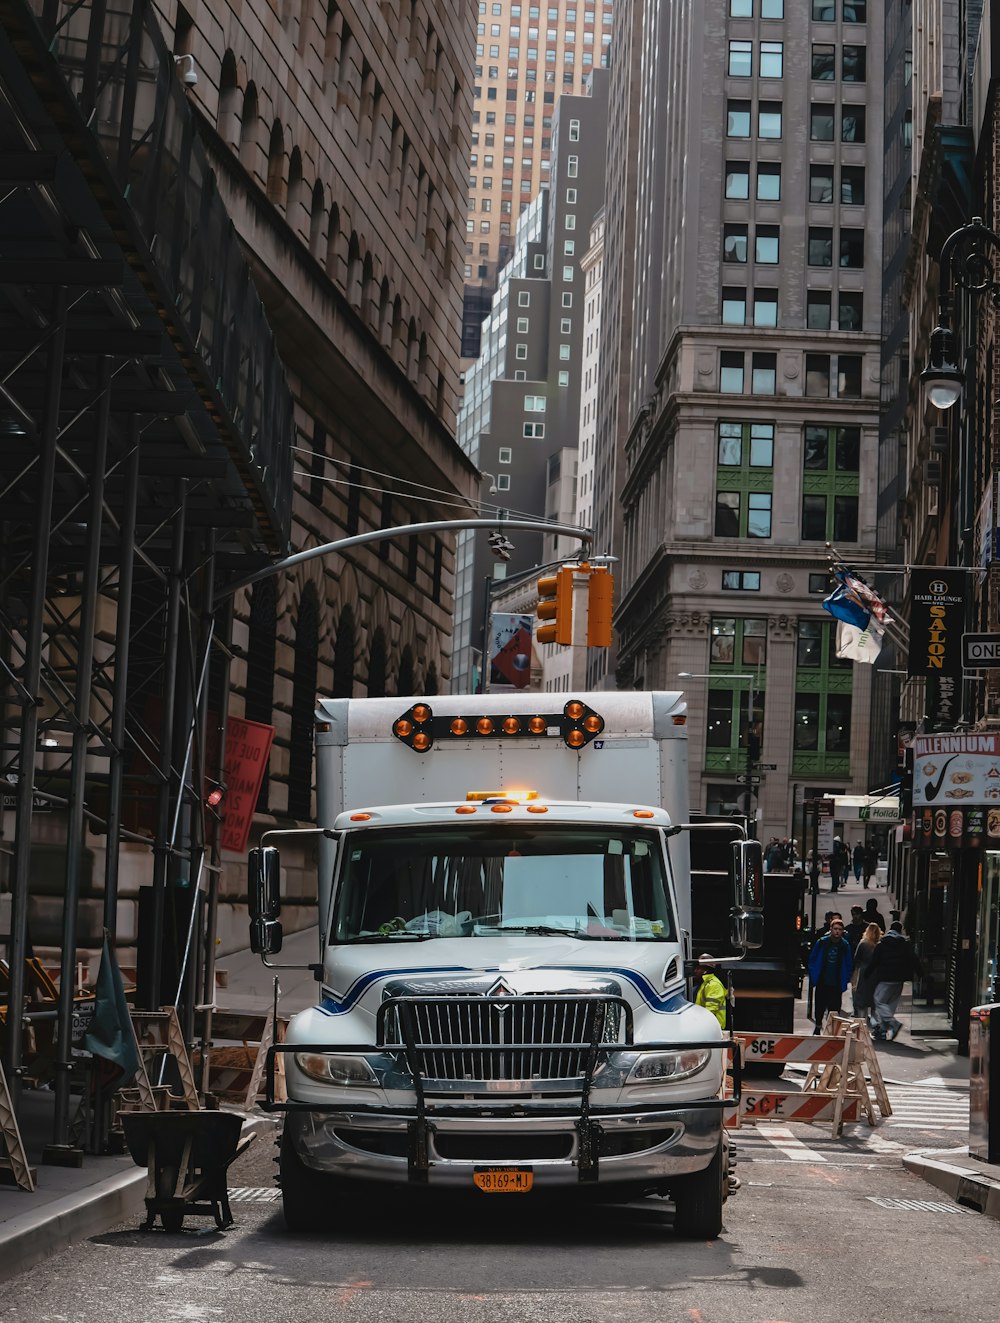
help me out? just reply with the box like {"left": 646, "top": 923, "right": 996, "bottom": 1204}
{"left": 792, "top": 618, "right": 852, "bottom": 776}
{"left": 705, "top": 677, "right": 767, "bottom": 773}
{"left": 801, "top": 424, "right": 860, "bottom": 542}
{"left": 716, "top": 421, "right": 774, "bottom": 538}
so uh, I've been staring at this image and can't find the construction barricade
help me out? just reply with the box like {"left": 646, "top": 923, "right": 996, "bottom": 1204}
{"left": 728, "top": 1017, "right": 891, "bottom": 1138}
{"left": 197, "top": 1011, "right": 288, "bottom": 1109}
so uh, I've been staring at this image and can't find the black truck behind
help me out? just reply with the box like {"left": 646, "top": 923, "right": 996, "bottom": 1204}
{"left": 690, "top": 814, "right": 806, "bottom": 1034}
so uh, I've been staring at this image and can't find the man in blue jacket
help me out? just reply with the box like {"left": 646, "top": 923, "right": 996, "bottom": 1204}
{"left": 808, "top": 918, "right": 853, "bottom": 1034}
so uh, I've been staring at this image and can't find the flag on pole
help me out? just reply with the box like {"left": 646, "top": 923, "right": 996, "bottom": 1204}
{"left": 835, "top": 617, "right": 885, "bottom": 664}
{"left": 83, "top": 934, "right": 141, "bottom": 1081}
{"left": 822, "top": 582, "right": 871, "bottom": 630}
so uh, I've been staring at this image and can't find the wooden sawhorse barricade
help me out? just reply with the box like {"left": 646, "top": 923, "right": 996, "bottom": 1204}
{"left": 729, "top": 1017, "right": 892, "bottom": 1137}
{"left": 198, "top": 1010, "right": 287, "bottom": 1109}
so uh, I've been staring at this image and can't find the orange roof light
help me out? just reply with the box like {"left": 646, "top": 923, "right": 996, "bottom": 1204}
{"left": 411, "top": 704, "right": 431, "bottom": 723}
{"left": 350, "top": 812, "right": 372, "bottom": 821}
{"left": 450, "top": 718, "right": 468, "bottom": 736}
{"left": 632, "top": 809, "right": 655, "bottom": 819}
{"left": 502, "top": 717, "right": 521, "bottom": 735}
{"left": 491, "top": 803, "right": 514, "bottom": 813}
{"left": 477, "top": 717, "right": 494, "bottom": 735}
{"left": 455, "top": 804, "right": 477, "bottom": 814}
{"left": 583, "top": 715, "right": 603, "bottom": 733}
{"left": 526, "top": 804, "right": 548, "bottom": 814}
{"left": 566, "top": 700, "right": 584, "bottom": 720}
{"left": 566, "top": 729, "right": 586, "bottom": 749}
{"left": 394, "top": 719, "right": 412, "bottom": 738}
{"left": 412, "top": 733, "right": 431, "bottom": 751}
{"left": 528, "top": 716, "right": 547, "bottom": 734}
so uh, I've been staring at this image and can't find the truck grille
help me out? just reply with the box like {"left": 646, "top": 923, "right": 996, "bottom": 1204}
{"left": 378, "top": 996, "right": 629, "bottom": 1090}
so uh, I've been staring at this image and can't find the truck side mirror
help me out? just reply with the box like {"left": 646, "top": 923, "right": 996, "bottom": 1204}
{"left": 250, "top": 916, "right": 283, "bottom": 955}
{"left": 730, "top": 909, "right": 764, "bottom": 951}
{"left": 249, "top": 846, "right": 282, "bottom": 921}
{"left": 731, "top": 840, "right": 764, "bottom": 910}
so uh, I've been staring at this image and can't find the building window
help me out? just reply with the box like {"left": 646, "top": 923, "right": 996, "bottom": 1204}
{"left": 515, "top": 344, "right": 527, "bottom": 359}
{"left": 559, "top": 344, "right": 571, "bottom": 360}
{"left": 566, "top": 188, "right": 577, "bottom": 202}
{"left": 525, "top": 394, "right": 546, "bottom": 411}
{"left": 755, "top": 225, "right": 779, "bottom": 263}
{"left": 761, "top": 0, "right": 783, "bottom": 14}
{"left": 793, "top": 619, "right": 852, "bottom": 772}
{"left": 812, "top": 0, "right": 835, "bottom": 16}
{"left": 842, "top": 44, "right": 866, "bottom": 80}
{"left": 811, "top": 43, "right": 836, "bottom": 79}
{"left": 498, "top": 447, "right": 512, "bottom": 463}
{"left": 807, "top": 290, "right": 832, "bottom": 330}
{"left": 809, "top": 165, "right": 834, "bottom": 204}
{"left": 562, "top": 293, "right": 572, "bottom": 307}
{"left": 724, "top": 224, "right": 749, "bottom": 263}
{"left": 720, "top": 351, "right": 745, "bottom": 393}
{"left": 805, "top": 354, "right": 831, "bottom": 397}
{"left": 567, "top": 155, "right": 578, "bottom": 176}
{"left": 517, "top": 317, "right": 529, "bottom": 332}
{"left": 808, "top": 227, "right": 833, "bottom": 266}
{"left": 840, "top": 228, "right": 864, "bottom": 267}
{"left": 716, "top": 420, "right": 774, "bottom": 537}
{"left": 722, "top": 570, "right": 762, "bottom": 591}
{"left": 753, "top": 287, "right": 778, "bottom": 327}
{"left": 722, "top": 287, "right": 747, "bottom": 325}
{"left": 711, "top": 616, "right": 768, "bottom": 668}
{"left": 802, "top": 424, "right": 860, "bottom": 541}
{"left": 534, "top": 253, "right": 546, "bottom": 268}
{"left": 752, "top": 352, "right": 776, "bottom": 394}
{"left": 841, "top": 105, "right": 865, "bottom": 141}
{"left": 726, "top": 160, "right": 751, "bottom": 199}
{"left": 757, "top": 162, "right": 781, "bottom": 200}
{"left": 560, "top": 318, "right": 572, "bottom": 333}
{"left": 727, "top": 100, "right": 752, "bottom": 137}
{"left": 837, "top": 354, "right": 862, "bottom": 396}
{"left": 843, "top": 0, "right": 866, "bottom": 20}
{"left": 760, "top": 41, "right": 783, "bottom": 77}
{"left": 730, "top": 0, "right": 752, "bottom": 12}
{"left": 758, "top": 102, "right": 782, "bottom": 138}
{"left": 518, "top": 291, "right": 530, "bottom": 306}
{"left": 810, "top": 105, "right": 835, "bottom": 141}
{"left": 562, "top": 265, "right": 574, "bottom": 281}
{"left": 839, "top": 291, "right": 863, "bottom": 330}
{"left": 496, "top": 473, "right": 510, "bottom": 490}
{"left": 840, "top": 165, "right": 865, "bottom": 204}
{"left": 523, "top": 421, "right": 545, "bottom": 437}
{"left": 728, "top": 39, "right": 753, "bottom": 77}
{"left": 558, "top": 370, "right": 569, "bottom": 386}
{"left": 569, "top": 118, "right": 580, "bottom": 141}
{"left": 565, "top": 214, "right": 576, "bottom": 229}
{"left": 809, "top": 571, "right": 834, "bottom": 594}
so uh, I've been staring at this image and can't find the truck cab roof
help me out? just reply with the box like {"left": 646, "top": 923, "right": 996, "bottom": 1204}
{"left": 332, "top": 799, "right": 676, "bottom": 831}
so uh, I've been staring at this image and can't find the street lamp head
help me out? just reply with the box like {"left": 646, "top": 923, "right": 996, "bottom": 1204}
{"left": 920, "top": 322, "right": 964, "bottom": 410}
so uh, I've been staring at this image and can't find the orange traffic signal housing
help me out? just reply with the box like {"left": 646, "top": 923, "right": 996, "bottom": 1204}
{"left": 536, "top": 566, "right": 574, "bottom": 646}
{"left": 586, "top": 566, "right": 614, "bottom": 648}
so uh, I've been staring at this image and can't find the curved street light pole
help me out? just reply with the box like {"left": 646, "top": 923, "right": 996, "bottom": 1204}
{"left": 921, "top": 216, "right": 1000, "bottom": 410}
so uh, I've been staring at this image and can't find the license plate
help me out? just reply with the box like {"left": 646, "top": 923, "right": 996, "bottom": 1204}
{"left": 473, "top": 1167, "right": 534, "bottom": 1193}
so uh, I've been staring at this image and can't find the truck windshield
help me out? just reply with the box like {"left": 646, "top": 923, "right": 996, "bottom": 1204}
{"left": 331, "top": 825, "right": 676, "bottom": 942}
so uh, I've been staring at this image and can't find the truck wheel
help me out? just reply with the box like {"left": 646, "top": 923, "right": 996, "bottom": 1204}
{"left": 279, "top": 1125, "right": 333, "bottom": 1232}
{"left": 672, "top": 1139, "right": 725, "bottom": 1240}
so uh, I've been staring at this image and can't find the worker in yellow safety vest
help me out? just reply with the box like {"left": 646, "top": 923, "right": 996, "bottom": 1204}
{"left": 693, "top": 953, "right": 729, "bottom": 1030}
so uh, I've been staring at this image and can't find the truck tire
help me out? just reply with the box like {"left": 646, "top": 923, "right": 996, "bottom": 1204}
{"left": 279, "top": 1125, "right": 333, "bottom": 1232}
{"left": 672, "top": 1139, "right": 725, "bottom": 1240}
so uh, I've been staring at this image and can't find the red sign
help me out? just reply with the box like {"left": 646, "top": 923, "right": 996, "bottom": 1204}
{"left": 219, "top": 716, "right": 275, "bottom": 853}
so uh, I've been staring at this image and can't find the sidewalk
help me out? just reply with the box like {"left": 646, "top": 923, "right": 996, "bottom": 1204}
{"left": 2, "top": 907, "right": 999, "bottom": 1280}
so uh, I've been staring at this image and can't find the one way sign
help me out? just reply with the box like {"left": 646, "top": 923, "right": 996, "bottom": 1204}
{"left": 963, "top": 633, "right": 1000, "bottom": 669}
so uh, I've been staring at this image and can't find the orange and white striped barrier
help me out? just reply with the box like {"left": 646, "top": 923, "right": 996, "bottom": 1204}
{"left": 727, "top": 1021, "right": 889, "bottom": 1138}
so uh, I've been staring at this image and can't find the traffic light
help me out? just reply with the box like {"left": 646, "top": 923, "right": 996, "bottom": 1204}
{"left": 536, "top": 566, "right": 574, "bottom": 646}
{"left": 586, "top": 566, "right": 614, "bottom": 648}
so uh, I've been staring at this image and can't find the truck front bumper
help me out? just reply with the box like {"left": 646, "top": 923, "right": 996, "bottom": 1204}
{"left": 284, "top": 1102, "right": 726, "bottom": 1190}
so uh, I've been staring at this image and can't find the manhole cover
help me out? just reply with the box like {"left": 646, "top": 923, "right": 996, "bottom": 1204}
{"left": 866, "top": 1196, "right": 972, "bottom": 1214}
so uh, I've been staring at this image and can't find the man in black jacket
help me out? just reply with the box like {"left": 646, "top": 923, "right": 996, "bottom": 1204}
{"left": 868, "top": 921, "right": 919, "bottom": 1040}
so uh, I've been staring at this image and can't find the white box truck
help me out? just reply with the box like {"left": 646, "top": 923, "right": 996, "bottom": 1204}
{"left": 248, "top": 691, "right": 761, "bottom": 1237}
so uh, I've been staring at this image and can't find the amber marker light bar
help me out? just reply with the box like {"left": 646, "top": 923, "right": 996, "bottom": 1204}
{"left": 391, "top": 699, "right": 606, "bottom": 752}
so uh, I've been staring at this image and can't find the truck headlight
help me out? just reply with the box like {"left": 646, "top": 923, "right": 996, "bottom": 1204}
{"left": 625, "top": 1049, "right": 711, "bottom": 1083}
{"left": 295, "top": 1052, "right": 379, "bottom": 1086}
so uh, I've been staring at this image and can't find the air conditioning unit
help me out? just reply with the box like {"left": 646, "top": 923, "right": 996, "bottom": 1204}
{"left": 930, "top": 426, "right": 949, "bottom": 454}
{"left": 922, "top": 459, "right": 942, "bottom": 486}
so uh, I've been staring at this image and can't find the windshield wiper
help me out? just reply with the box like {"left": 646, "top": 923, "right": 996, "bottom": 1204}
{"left": 341, "top": 932, "right": 434, "bottom": 944}
{"left": 490, "top": 924, "right": 625, "bottom": 941}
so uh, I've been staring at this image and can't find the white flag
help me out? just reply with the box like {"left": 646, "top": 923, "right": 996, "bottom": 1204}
{"left": 836, "top": 618, "right": 884, "bottom": 663}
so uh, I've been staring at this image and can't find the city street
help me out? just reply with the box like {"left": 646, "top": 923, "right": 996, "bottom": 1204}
{"left": 0, "top": 1074, "right": 992, "bottom": 1323}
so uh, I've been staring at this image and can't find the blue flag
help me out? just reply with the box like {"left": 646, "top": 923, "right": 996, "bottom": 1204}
{"left": 822, "top": 582, "right": 870, "bottom": 630}
{"left": 84, "top": 935, "right": 141, "bottom": 1080}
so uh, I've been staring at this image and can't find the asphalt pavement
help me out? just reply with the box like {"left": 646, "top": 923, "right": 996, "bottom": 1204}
{"left": 1, "top": 877, "right": 997, "bottom": 1284}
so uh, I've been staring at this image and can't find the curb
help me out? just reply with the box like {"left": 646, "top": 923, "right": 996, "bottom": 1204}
{"left": 0, "top": 1114, "right": 279, "bottom": 1284}
{"left": 903, "top": 1152, "right": 1000, "bottom": 1219}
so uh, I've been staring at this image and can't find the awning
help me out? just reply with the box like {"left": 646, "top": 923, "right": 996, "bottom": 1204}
{"left": 833, "top": 794, "right": 902, "bottom": 823}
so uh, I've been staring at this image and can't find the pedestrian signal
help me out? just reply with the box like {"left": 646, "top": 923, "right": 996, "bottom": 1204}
{"left": 536, "top": 566, "right": 574, "bottom": 646}
{"left": 586, "top": 566, "right": 614, "bottom": 648}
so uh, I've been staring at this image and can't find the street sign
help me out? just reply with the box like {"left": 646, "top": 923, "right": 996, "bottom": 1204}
{"left": 735, "top": 774, "right": 761, "bottom": 785}
{"left": 962, "top": 632, "right": 1000, "bottom": 668}
{"left": 817, "top": 797, "right": 835, "bottom": 854}
{"left": 755, "top": 763, "right": 778, "bottom": 771}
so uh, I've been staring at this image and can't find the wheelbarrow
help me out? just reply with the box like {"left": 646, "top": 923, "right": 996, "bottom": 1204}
{"left": 121, "top": 1110, "right": 255, "bottom": 1231}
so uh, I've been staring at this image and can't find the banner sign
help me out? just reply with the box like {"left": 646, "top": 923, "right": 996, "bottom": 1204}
{"left": 220, "top": 716, "right": 275, "bottom": 853}
{"left": 907, "top": 569, "right": 964, "bottom": 680}
{"left": 489, "top": 613, "right": 534, "bottom": 690}
{"left": 911, "top": 803, "right": 999, "bottom": 850}
{"left": 912, "top": 731, "right": 1000, "bottom": 807}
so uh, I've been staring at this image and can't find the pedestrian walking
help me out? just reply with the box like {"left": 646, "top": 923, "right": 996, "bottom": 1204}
{"left": 863, "top": 843, "right": 878, "bottom": 888}
{"left": 844, "top": 905, "right": 866, "bottom": 953}
{"left": 693, "top": 954, "right": 729, "bottom": 1029}
{"left": 868, "top": 921, "right": 919, "bottom": 1041}
{"left": 852, "top": 841, "right": 865, "bottom": 883}
{"left": 829, "top": 837, "right": 848, "bottom": 892}
{"left": 807, "top": 917, "right": 853, "bottom": 1034}
{"left": 851, "top": 921, "right": 882, "bottom": 1020}
{"left": 863, "top": 897, "right": 886, "bottom": 932}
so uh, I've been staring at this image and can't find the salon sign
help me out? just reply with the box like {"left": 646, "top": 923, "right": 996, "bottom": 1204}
{"left": 912, "top": 731, "right": 1000, "bottom": 807}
